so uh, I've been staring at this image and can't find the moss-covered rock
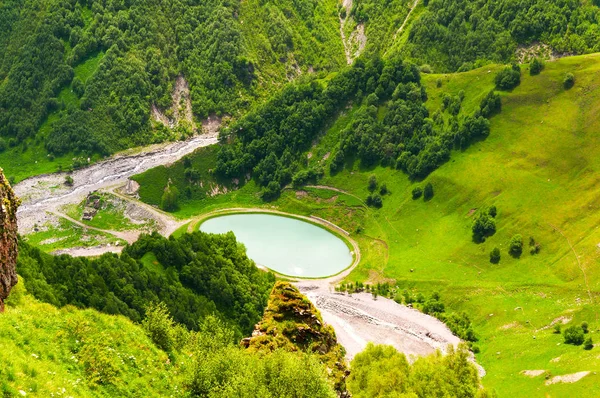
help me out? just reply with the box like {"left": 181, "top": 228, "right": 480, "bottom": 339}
{"left": 242, "top": 281, "right": 349, "bottom": 395}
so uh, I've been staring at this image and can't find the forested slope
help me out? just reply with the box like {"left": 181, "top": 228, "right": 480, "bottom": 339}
{"left": 16, "top": 231, "right": 275, "bottom": 338}
{"left": 0, "top": 0, "right": 344, "bottom": 180}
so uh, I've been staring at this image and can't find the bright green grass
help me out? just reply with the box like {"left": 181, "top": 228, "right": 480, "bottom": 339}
{"left": 132, "top": 53, "right": 600, "bottom": 396}
{"left": 139, "top": 252, "right": 165, "bottom": 275}
{"left": 0, "top": 53, "right": 105, "bottom": 183}
{"left": 25, "top": 217, "right": 124, "bottom": 252}
{"left": 1, "top": 285, "right": 181, "bottom": 396}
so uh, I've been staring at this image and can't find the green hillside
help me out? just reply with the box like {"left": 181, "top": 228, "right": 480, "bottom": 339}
{"left": 132, "top": 53, "right": 600, "bottom": 396}
{"left": 0, "top": 0, "right": 344, "bottom": 182}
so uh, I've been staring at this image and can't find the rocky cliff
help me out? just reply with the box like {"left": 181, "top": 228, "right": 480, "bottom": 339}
{"left": 242, "top": 282, "right": 349, "bottom": 396}
{"left": 0, "top": 169, "right": 19, "bottom": 311}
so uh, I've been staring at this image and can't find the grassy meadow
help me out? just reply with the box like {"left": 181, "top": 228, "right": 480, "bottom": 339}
{"left": 131, "top": 53, "right": 600, "bottom": 397}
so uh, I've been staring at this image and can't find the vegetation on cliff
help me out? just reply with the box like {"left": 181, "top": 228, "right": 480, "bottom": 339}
{"left": 16, "top": 231, "right": 275, "bottom": 337}
{"left": 243, "top": 282, "right": 349, "bottom": 394}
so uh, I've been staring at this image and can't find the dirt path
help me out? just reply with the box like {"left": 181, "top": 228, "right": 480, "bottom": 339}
{"left": 50, "top": 211, "right": 139, "bottom": 244}
{"left": 393, "top": 0, "right": 420, "bottom": 40}
{"left": 548, "top": 223, "right": 593, "bottom": 303}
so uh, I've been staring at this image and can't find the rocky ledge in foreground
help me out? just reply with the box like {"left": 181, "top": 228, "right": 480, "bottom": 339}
{"left": 0, "top": 169, "right": 19, "bottom": 311}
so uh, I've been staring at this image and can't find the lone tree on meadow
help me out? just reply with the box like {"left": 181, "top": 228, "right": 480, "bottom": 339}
{"left": 490, "top": 248, "right": 501, "bottom": 264}
{"left": 563, "top": 325, "right": 585, "bottom": 345}
{"left": 423, "top": 182, "right": 434, "bottom": 201}
{"left": 368, "top": 175, "right": 378, "bottom": 192}
{"left": 160, "top": 184, "right": 179, "bottom": 211}
{"left": 509, "top": 234, "right": 523, "bottom": 257}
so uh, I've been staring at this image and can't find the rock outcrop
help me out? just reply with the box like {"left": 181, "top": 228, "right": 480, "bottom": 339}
{"left": 241, "top": 282, "right": 350, "bottom": 396}
{"left": 0, "top": 169, "right": 19, "bottom": 312}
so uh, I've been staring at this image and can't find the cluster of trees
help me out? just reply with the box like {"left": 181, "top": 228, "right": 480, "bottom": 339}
{"left": 472, "top": 205, "right": 497, "bottom": 242}
{"left": 561, "top": 322, "right": 593, "bottom": 350}
{"left": 17, "top": 232, "right": 275, "bottom": 337}
{"left": 348, "top": 343, "right": 494, "bottom": 397}
{"left": 216, "top": 55, "right": 393, "bottom": 197}
{"left": 403, "top": 0, "right": 600, "bottom": 72}
{"left": 331, "top": 61, "right": 493, "bottom": 179}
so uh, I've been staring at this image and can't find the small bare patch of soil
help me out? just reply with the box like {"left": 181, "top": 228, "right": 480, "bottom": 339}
{"left": 545, "top": 371, "right": 590, "bottom": 385}
{"left": 500, "top": 322, "right": 519, "bottom": 330}
{"left": 467, "top": 208, "right": 477, "bottom": 217}
{"left": 325, "top": 195, "right": 338, "bottom": 203}
{"left": 295, "top": 190, "right": 308, "bottom": 199}
{"left": 521, "top": 370, "right": 546, "bottom": 377}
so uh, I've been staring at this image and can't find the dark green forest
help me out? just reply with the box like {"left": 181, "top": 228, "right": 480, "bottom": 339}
{"left": 0, "top": 0, "right": 343, "bottom": 160}
{"left": 17, "top": 232, "right": 275, "bottom": 337}
{"left": 402, "top": 0, "right": 600, "bottom": 72}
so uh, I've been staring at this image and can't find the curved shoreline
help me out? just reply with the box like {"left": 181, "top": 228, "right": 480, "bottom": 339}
{"left": 190, "top": 207, "right": 361, "bottom": 281}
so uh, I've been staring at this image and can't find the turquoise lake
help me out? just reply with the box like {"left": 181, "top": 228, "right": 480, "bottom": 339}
{"left": 199, "top": 213, "right": 353, "bottom": 277}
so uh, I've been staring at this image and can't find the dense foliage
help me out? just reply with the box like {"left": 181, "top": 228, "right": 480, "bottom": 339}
{"left": 0, "top": 0, "right": 344, "bottom": 159}
{"left": 402, "top": 0, "right": 600, "bottom": 72}
{"left": 244, "top": 282, "right": 349, "bottom": 394}
{"left": 348, "top": 343, "right": 493, "bottom": 398}
{"left": 17, "top": 232, "right": 275, "bottom": 337}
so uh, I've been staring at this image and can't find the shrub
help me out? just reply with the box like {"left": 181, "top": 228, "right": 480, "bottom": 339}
{"left": 261, "top": 180, "right": 281, "bottom": 201}
{"left": 142, "top": 302, "right": 175, "bottom": 352}
{"left": 368, "top": 174, "right": 378, "bottom": 191}
{"left": 509, "top": 234, "right": 523, "bottom": 257}
{"left": 479, "top": 90, "right": 501, "bottom": 118}
{"left": 423, "top": 182, "right": 434, "bottom": 201}
{"left": 488, "top": 205, "right": 497, "bottom": 218}
{"left": 472, "top": 211, "right": 496, "bottom": 242}
{"left": 584, "top": 337, "right": 593, "bottom": 350}
{"left": 412, "top": 187, "right": 423, "bottom": 199}
{"left": 366, "top": 193, "right": 382, "bottom": 208}
{"left": 436, "top": 78, "right": 442, "bottom": 88}
{"left": 530, "top": 58, "right": 544, "bottom": 75}
{"left": 490, "top": 248, "right": 501, "bottom": 264}
{"left": 0, "top": 138, "right": 6, "bottom": 153}
{"left": 553, "top": 324, "right": 561, "bottom": 334}
{"left": 379, "top": 183, "right": 388, "bottom": 195}
{"left": 65, "top": 175, "right": 74, "bottom": 186}
{"left": 563, "top": 325, "right": 585, "bottom": 345}
{"left": 160, "top": 184, "right": 179, "bottom": 211}
{"left": 564, "top": 72, "right": 575, "bottom": 89}
{"left": 495, "top": 65, "right": 521, "bottom": 90}
{"left": 582, "top": 322, "right": 589, "bottom": 334}
{"left": 423, "top": 299, "right": 445, "bottom": 314}
{"left": 420, "top": 64, "right": 433, "bottom": 74}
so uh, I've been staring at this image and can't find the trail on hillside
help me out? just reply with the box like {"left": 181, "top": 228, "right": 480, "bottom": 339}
{"left": 548, "top": 223, "right": 593, "bottom": 303}
{"left": 393, "top": 0, "right": 420, "bottom": 40}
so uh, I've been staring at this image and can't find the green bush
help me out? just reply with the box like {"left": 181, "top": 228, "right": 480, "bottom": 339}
{"left": 479, "top": 90, "right": 501, "bottom": 118}
{"left": 495, "top": 64, "right": 521, "bottom": 90}
{"left": 530, "top": 58, "right": 544, "bottom": 75}
{"left": 563, "top": 325, "right": 585, "bottom": 345}
{"left": 490, "top": 248, "right": 501, "bottom": 264}
{"left": 564, "top": 72, "right": 575, "bottom": 89}
{"left": 509, "top": 234, "right": 523, "bottom": 257}
{"left": 368, "top": 174, "right": 378, "bottom": 191}
{"left": 582, "top": 322, "right": 589, "bottom": 334}
{"left": 423, "top": 182, "right": 434, "bottom": 201}
{"left": 412, "top": 187, "right": 423, "bottom": 199}
{"left": 472, "top": 211, "right": 496, "bottom": 242}
{"left": 160, "top": 185, "right": 179, "bottom": 211}
{"left": 584, "top": 337, "right": 594, "bottom": 350}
